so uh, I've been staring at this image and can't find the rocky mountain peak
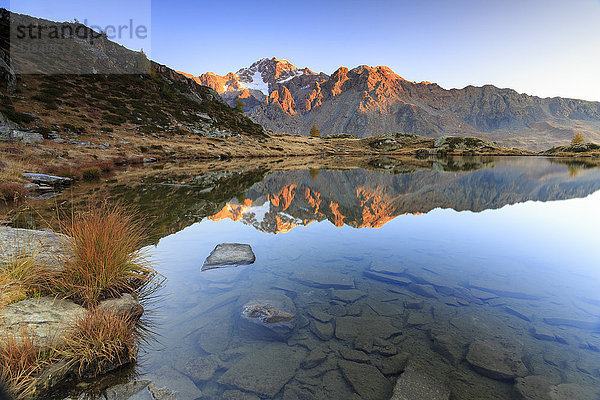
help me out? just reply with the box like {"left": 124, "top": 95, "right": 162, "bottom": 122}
{"left": 189, "top": 57, "right": 600, "bottom": 148}
{"left": 267, "top": 86, "right": 297, "bottom": 116}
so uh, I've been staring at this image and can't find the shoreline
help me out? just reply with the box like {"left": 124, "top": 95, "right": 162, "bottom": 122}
{"left": 0, "top": 208, "right": 159, "bottom": 399}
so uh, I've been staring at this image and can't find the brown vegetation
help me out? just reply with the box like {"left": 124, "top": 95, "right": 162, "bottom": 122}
{"left": 0, "top": 326, "right": 56, "bottom": 398}
{"left": 0, "top": 205, "right": 158, "bottom": 398}
{"left": 53, "top": 205, "right": 158, "bottom": 306}
{"left": 59, "top": 309, "right": 138, "bottom": 377}
{"left": 0, "top": 182, "right": 28, "bottom": 203}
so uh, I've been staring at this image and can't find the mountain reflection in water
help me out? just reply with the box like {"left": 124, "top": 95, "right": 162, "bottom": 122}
{"left": 205, "top": 158, "right": 600, "bottom": 234}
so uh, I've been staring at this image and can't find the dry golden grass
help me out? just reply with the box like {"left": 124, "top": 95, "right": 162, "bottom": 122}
{"left": 0, "top": 310, "right": 140, "bottom": 399}
{"left": 0, "top": 326, "right": 57, "bottom": 399}
{"left": 59, "top": 308, "right": 138, "bottom": 377}
{"left": 52, "top": 205, "right": 159, "bottom": 306}
{"left": 0, "top": 250, "right": 49, "bottom": 310}
{"left": 0, "top": 182, "right": 28, "bottom": 203}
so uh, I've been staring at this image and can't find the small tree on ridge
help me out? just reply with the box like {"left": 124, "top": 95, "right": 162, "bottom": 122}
{"left": 234, "top": 98, "right": 244, "bottom": 113}
{"left": 310, "top": 124, "right": 320, "bottom": 138}
{"left": 571, "top": 132, "right": 585, "bottom": 145}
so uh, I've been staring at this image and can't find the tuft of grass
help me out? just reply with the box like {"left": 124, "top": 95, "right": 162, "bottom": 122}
{"left": 0, "top": 326, "right": 56, "bottom": 398}
{"left": 0, "top": 311, "right": 140, "bottom": 398}
{"left": 0, "top": 253, "right": 48, "bottom": 309}
{"left": 0, "top": 182, "right": 28, "bottom": 203}
{"left": 81, "top": 167, "right": 101, "bottom": 181}
{"left": 59, "top": 308, "right": 138, "bottom": 377}
{"left": 53, "top": 205, "right": 158, "bottom": 306}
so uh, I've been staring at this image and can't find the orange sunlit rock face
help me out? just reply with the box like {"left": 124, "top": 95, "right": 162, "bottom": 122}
{"left": 305, "top": 187, "right": 322, "bottom": 214}
{"left": 355, "top": 186, "right": 397, "bottom": 228}
{"left": 275, "top": 216, "right": 297, "bottom": 234}
{"left": 209, "top": 202, "right": 252, "bottom": 222}
{"left": 267, "top": 86, "right": 297, "bottom": 115}
{"left": 195, "top": 71, "right": 242, "bottom": 93}
{"left": 176, "top": 71, "right": 202, "bottom": 85}
{"left": 329, "top": 201, "right": 345, "bottom": 227}
{"left": 268, "top": 184, "right": 296, "bottom": 210}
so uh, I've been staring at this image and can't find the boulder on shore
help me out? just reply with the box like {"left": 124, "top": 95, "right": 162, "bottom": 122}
{"left": 0, "top": 296, "right": 85, "bottom": 347}
{"left": 0, "top": 226, "right": 67, "bottom": 270}
{"left": 22, "top": 172, "right": 72, "bottom": 186}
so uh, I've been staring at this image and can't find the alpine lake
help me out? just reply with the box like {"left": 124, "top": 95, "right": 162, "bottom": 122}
{"left": 4, "top": 155, "right": 600, "bottom": 400}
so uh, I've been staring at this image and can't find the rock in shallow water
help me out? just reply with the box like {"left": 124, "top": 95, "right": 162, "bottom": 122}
{"left": 291, "top": 267, "right": 355, "bottom": 289}
{"left": 239, "top": 294, "right": 296, "bottom": 340}
{"left": 143, "top": 366, "right": 202, "bottom": 400}
{"left": 334, "top": 316, "right": 400, "bottom": 343}
{"left": 202, "top": 243, "right": 256, "bottom": 270}
{"left": 391, "top": 364, "right": 450, "bottom": 400}
{"left": 338, "top": 360, "right": 392, "bottom": 400}
{"left": 310, "top": 320, "right": 334, "bottom": 340}
{"left": 466, "top": 340, "right": 528, "bottom": 380}
{"left": 379, "top": 353, "right": 410, "bottom": 375}
{"left": 218, "top": 342, "right": 307, "bottom": 397}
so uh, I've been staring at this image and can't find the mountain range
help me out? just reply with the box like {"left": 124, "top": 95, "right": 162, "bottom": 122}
{"left": 184, "top": 57, "right": 600, "bottom": 151}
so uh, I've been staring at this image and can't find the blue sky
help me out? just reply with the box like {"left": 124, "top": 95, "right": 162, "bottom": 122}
{"left": 7, "top": 0, "right": 600, "bottom": 101}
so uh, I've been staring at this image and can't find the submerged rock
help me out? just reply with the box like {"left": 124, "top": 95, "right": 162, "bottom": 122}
{"left": 179, "top": 355, "right": 223, "bottom": 382}
{"left": 218, "top": 342, "right": 306, "bottom": 397}
{"left": 430, "top": 331, "right": 466, "bottom": 366}
{"left": 549, "top": 383, "right": 600, "bottom": 400}
{"left": 391, "top": 364, "right": 450, "bottom": 400}
{"left": 143, "top": 366, "right": 202, "bottom": 400}
{"left": 222, "top": 390, "right": 261, "bottom": 400}
{"left": 466, "top": 340, "right": 528, "bottom": 380}
{"left": 468, "top": 280, "right": 543, "bottom": 300}
{"left": 301, "top": 349, "right": 328, "bottom": 369}
{"left": 543, "top": 317, "right": 600, "bottom": 332}
{"left": 239, "top": 294, "right": 296, "bottom": 340}
{"left": 368, "top": 263, "right": 406, "bottom": 276}
{"left": 530, "top": 325, "right": 557, "bottom": 342}
{"left": 339, "top": 347, "right": 370, "bottom": 363}
{"left": 307, "top": 308, "right": 334, "bottom": 323}
{"left": 102, "top": 380, "right": 152, "bottom": 400}
{"left": 514, "top": 375, "right": 557, "bottom": 400}
{"left": 310, "top": 320, "right": 334, "bottom": 341}
{"left": 331, "top": 289, "right": 367, "bottom": 303}
{"left": 291, "top": 267, "right": 355, "bottom": 289}
{"left": 202, "top": 243, "right": 256, "bottom": 270}
{"left": 338, "top": 360, "right": 392, "bottom": 400}
{"left": 379, "top": 353, "right": 410, "bottom": 375}
{"left": 364, "top": 270, "right": 411, "bottom": 286}
{"left": 335, "top": 316, "right": 400, "bottom": 343}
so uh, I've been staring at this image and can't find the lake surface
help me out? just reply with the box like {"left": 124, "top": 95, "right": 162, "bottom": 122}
{"left": 14, "top": 156, "right": 600, "bottom": 399}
